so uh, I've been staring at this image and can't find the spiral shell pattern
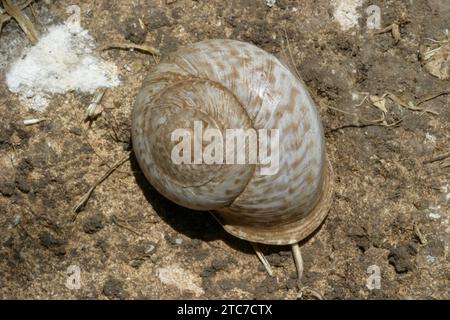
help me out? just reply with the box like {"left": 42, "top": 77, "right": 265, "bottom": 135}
{"left": 132, "top": 39, "right": 333, "bottom": 245}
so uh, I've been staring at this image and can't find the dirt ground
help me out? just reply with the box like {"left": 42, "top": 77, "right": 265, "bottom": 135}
{"left": 0, "top": 0, "right": 449, "bottom": 299}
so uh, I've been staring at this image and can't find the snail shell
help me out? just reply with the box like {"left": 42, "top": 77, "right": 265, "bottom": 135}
{"left": 132, "top": 39, "right": 333, "bottom": 245}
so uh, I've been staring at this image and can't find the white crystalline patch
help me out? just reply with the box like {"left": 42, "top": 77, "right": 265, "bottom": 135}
{"left": 427, "top": 206, "right": 441, "bottom": 220}
{"left": 266, "top": 0, "right": 276, "bottom": 8}
{"left": 439, "top": 184, "right": 450, "bottom": 204}
{"left": 425, "top": 132, "right": 437, "bottom": 144}
{"left": 157, "top": 264, "right": 204, "bottom": 297}
{"left": 333, "top": 0, "right": 363, "bottom": 30}
{"left": 6, "top": 24, "right": 120, "bottom": 111}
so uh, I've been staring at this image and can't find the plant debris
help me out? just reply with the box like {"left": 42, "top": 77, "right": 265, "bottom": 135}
{"left": 1, "top": 0, "right": 38, "bottom": 44}
{"left": 420, "top": 35, "right": 450, "bottom": 80}
{"left": 100, "top": 42, "right": 160, "bottom": 56}
{"left": 72, "top": 154, "right": 130, "bottom": 218}
{"left": 6, "top": 24, "right": 120, "bottom": 110}
{"left": 373, "top": 18, "right": 409, "bottom": 44}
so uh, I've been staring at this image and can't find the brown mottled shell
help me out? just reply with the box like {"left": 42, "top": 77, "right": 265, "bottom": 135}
{"left": 132, "top": 39, "right": 333, "bottom": 245}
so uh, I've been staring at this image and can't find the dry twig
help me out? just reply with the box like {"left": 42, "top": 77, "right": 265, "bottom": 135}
{"left": 374, "top": 23, "right": 401, "bottom": 43}
{"left": 413, "top": 222, "right": 427, "bottom": 245}
{"left": 100, "top": 42, "right": 160, "bottom": 56}
{"left": 417, "top": 90, "right": 450, "bottom": 106}
{"left": 327, "top": 105, "right": 403, "bottom": 132}
{"left": 72, "top": 154, "right": 130, "bottom": 219}
{"left": 373, "top": 18, "right": 409, "bottom": 44}
{"left": 86, "top": 88, "right": 107, "bottom": 119}
{"left": 23, "top": 118, "right": 46, "bottom": 126}
{"left": 385, "top": 92, "right": 439, "bottom": 115}
{"left": 112, "top": 215, "right": 142, "bottom": 236}
{"left": 440, "top": 158, "right": 450, "bottom": 168}
{"left": 0, "top": 0, "right": 33, "bottom": 31}
{"left": 423, "top": 152, "right": 450, "bottom": 165}
{"left": 1, "top": 0, "right": 39, "bottom": 44}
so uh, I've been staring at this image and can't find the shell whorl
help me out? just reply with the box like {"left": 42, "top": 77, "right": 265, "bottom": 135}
{"left": 132, "top": 39, "right": 333, "bottom": 245}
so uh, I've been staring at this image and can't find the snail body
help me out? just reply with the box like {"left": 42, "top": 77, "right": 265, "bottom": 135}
{"left": 132, "top": 39, "right": 333, "bottom": 276}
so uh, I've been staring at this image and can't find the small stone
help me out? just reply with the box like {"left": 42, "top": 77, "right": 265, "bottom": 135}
{"left": 83, "top": 213, "right": 104, "bottom": 234}
{"left": 218, "top": 280, "right": 235, "bottom": 291}
{"left": 285, "top": 278, "right": 298, "bottom": 290}
{"left": 201, "top": 259, "right": 228, "bottom": 277}
{"left": 68, "top": 127, "right": 82, "bottom": 136}
{"left": 130, "top": 258, "right": 145, "bottom": 269}
{"left": 348, "top": 225, "right": 371, "bottom": 252}
{"left": 211, "top": 259, "right": 227, "bottom": 271}
{"left": 12, "top": 215, "right": 21, "bottom": 227}
{"left": 15, "top": 175, "right": 31, "bottom": 193}
{"left": 17, "top": 157, "right": 33, "bottom": 175}
{"left": 200, "top": 269, "right": 214, "bottom": 278}
{"left": 39, "top": 231, "right": 67, "bottom": 256}
{"left": 39, "top": 231, "right": 62, "bottom": 247}
{"left": 148, "top": 9, "right": 170, "bottom": 30}
{"left": 103, "top": 278, "right": 128, "bottom": 299}
{"left": 388, "top": 242, "right": 418, "bottom": 273}
{"left": 413, "top": 199, "right": 430, "bottom": 210}
{"left": 255, "top": 276, "right": 278, "bottom": 295}
{"left": 123, "top": 17, "right": 147, "bottom": 44}
{"left": 165, "top": 234, "right": 183, "bottom": 245}
{"left": 0, "top": 182, "right": 15, "bottom": 197}
{"left": 128, "top": 240, "right": 157, "bottom": 268}
{"left": 267, "top": 252, "right": 290, "bottom": 267}
{"left": 0, "top": 125, "right": 12, "bottom": 145}
{"left": 171, "top": 7, "right": 183, "bottom": 20}
{"left": 266, "top": 0, "right": 276, "bottom": 8}
{"left": 142, "top": 242, "right": 156, "bottom": 256}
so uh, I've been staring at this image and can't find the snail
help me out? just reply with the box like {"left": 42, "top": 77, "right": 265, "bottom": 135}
{"left": 132, "top": 39, "right": 334, "bottom": 282}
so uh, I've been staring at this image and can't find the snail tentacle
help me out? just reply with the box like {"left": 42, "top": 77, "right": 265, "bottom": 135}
{"left": 251, "top": 242, "right": 274, "bottom": 277}
{"left": 292, "top": 243, "right": 304, "bottom": 286}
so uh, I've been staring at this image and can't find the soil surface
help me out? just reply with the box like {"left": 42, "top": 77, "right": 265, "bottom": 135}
{"left": 0, "top": 0, "right": 449, "bottom": 299}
